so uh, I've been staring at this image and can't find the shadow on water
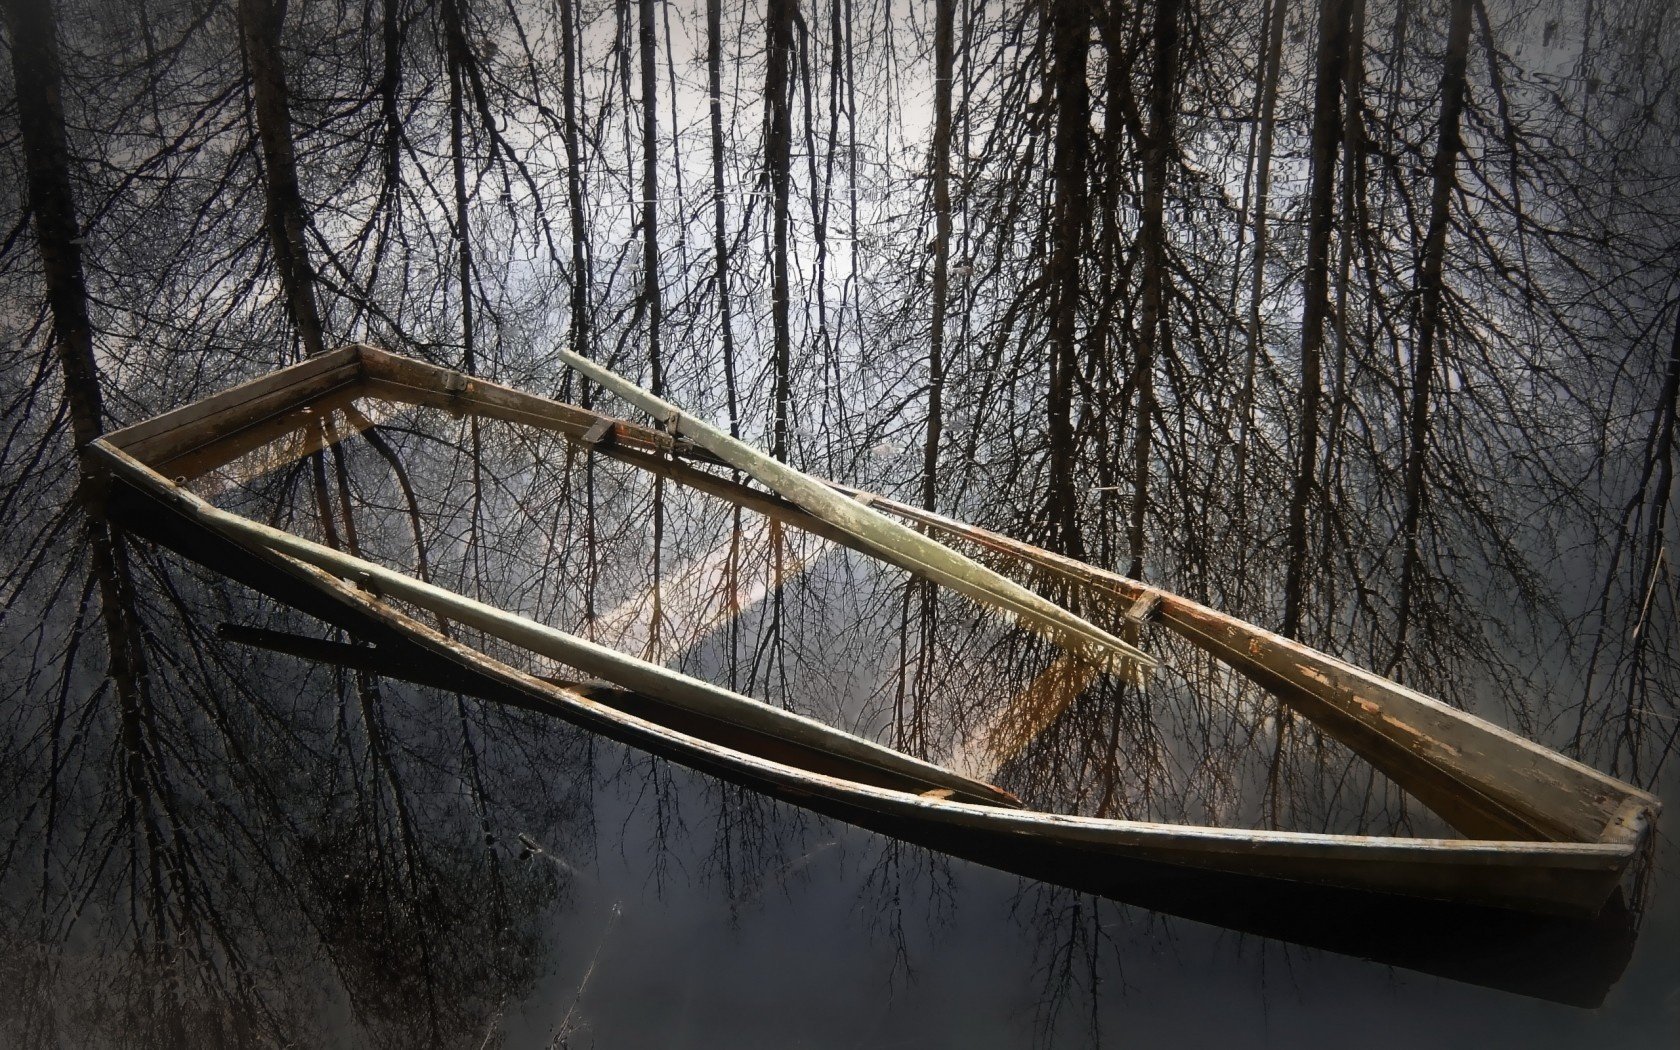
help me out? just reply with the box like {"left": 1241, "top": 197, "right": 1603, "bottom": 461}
{"left": 830, "top": 803, "right": 1648, "bottom": 1010}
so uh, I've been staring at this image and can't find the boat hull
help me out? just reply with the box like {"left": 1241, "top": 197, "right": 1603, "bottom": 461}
{"left": 81, "top": 343, "right": 1658, "bottom": 928}
{"left": 99, "top": 463, "right": 1634, "bottom": 920}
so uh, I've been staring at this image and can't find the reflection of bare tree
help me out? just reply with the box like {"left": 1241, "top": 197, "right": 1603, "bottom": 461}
{"left": 0, "top": 0, "right": 1675, "bottom": 1038}
{"left": 1012, "top": 885, "right": 1121, "bottom": 1050}
{"left": 0, "top": 21, "right": 581, "bottom": 1032}
{"left": 858, "top": 839, "right": 957, "bottom": 988}
{"left": 294, "top": 801, "right": 559, "bottom": 1047}
{"left": 2, "top": 548, "right": 588, "bottom": 1046}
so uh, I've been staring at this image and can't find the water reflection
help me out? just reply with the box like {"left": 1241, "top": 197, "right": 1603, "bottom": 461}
{"left": 2, "top": 392, "right": 1674, "bottom": 1045}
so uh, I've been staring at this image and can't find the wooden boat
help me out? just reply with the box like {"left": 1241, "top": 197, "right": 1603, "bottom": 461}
{"left": 85, "top": 344, "right": 1660, "bottom": 922}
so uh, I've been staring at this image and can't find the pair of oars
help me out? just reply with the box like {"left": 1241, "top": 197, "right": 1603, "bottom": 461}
{"left": 557, "top": 346, "right": 1159, "bottom": 679}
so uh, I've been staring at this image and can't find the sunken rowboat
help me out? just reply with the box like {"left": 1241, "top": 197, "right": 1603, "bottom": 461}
{"left": 84, "top": 344, "right": 1660, "bottom": 918}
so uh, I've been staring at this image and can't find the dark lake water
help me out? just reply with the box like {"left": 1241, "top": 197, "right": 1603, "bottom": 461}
{"left": 3, "top": 393, "right": 1675, "bottom": 1046}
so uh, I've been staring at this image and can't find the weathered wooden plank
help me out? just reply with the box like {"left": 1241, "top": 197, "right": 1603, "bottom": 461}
{"left": 155, "top": 384, "right": 378, "bottom": 483}
{"left": 358, "top": 373, "right": 694, "bottom": 457}
{"left": 358, "top": 347, "right": 699, "bottom": 458}
{"left": 1124, "top": 592, "right": 1162, "bottom": 627}
{"left": 219, "top": 623, "right": 1006, "bottom": 801}
{"left": 123, "top": 366, "right": 363, "bottom": 468}
{"left": 581, "top": 416, "right": 615, "bottom": 445}
{"left": 103, "top": 345, "right": 363, "bottom": 459}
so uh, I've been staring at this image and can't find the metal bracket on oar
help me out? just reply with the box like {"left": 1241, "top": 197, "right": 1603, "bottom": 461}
{"left": 556, "top": 346, "right": 1159, "bottom": 674}
{"left": 1123, "top": 592, "right": 1162, "bottom": 628}
{"left": 580, "top": 417, "right": 615, "bottom": 446}
{"left": 1119, "top": 592, "right": 1162, "bottom": 682}
{"left": 442, "top": 370, "right": 470, "bottom": 417}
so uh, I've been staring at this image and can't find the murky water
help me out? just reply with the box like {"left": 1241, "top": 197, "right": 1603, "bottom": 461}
{"left": 2, "top": 392, "right": 1674, "bottom": 1046}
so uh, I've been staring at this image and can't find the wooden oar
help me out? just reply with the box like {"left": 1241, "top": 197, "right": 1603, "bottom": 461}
{"left": 558, "top": 347, "right": 1158, "bottom": 675}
